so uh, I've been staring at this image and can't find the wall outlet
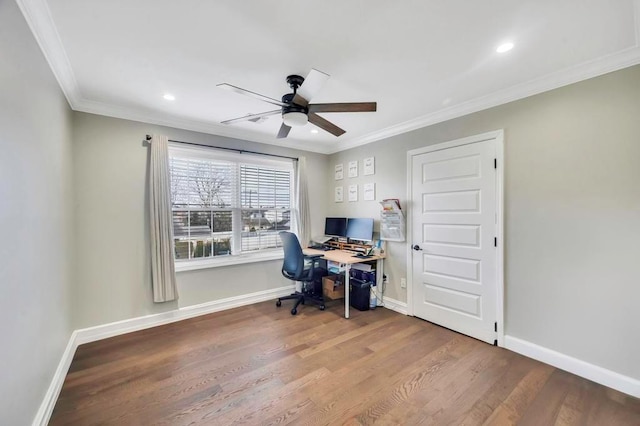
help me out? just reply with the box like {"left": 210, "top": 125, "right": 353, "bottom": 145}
{"left": 400, "top": 278, "right": 407, "bottom": 288}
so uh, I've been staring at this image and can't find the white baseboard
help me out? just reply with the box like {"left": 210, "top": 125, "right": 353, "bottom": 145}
{"left": 32, "top": 284, "right": 294, "bottom": 426}
{"left": 381, "top": 296, "right": 408, "bottom": 315}
{"left": 32, "top": 330, "right": 79, "bottom": 426}
{"left": 504, "top": 335, "right": 640, "bottom": 398}
{"left": 76, "top": 285, "right": 295, "bottom": 344}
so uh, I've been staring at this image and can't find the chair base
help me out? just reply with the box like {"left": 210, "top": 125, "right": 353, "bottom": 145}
{"left": 276, "top": 291, "right": 325, "bottom": 315}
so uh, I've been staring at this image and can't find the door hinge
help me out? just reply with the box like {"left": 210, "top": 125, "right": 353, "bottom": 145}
{"left": 494, "top": 322, "right": 498, "bottom": 332}
{"left": 494, "top": 158, "right": 497, "bottom": 169}
{"left": 494, "top": 237, "right": 497, "bottom": 247}
{"left": 493, "top": 339, "right": 498, "bottom": 346}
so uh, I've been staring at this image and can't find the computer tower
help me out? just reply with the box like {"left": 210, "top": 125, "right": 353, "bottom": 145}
{"left": 349, "top": 278, "right": 370, "bottom": 311}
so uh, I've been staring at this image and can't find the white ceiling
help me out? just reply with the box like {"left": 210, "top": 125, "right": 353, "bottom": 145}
{"left": 19, "top": 0, "right": 640, "bottom": 154}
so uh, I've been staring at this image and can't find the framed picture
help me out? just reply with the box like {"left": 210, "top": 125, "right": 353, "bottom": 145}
{"left": 363, "top": 183, "right": 375, "bottom": 201}
{"left": 363, "top": 157, "right": 375, "bottom": 175}
{"left": 334, "top": 186, "right": 343, "bottom": 202}
{"left": 334, "top": 163, "right": 343, "bottom": 180}
{"left": 348, "top": 160, "right": 358, "bottom": 178}
{"left": 348, "top": 184, "right": 358, "bottom": 202}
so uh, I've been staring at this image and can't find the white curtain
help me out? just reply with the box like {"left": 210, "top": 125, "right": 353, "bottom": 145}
{"left": 149, "top": 135, "right": 178, "bottom": 302}
{"left": 295, "top": 156, "right": 311, "bottom": 248}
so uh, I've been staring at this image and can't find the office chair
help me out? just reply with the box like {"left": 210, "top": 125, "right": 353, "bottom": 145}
{"left": 276, "top": 231, "right": 326, "bottom": 315}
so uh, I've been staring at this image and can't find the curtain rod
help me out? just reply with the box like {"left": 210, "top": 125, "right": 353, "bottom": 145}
{"left": 145, "top": 135, "right": 298, "bottom": 161}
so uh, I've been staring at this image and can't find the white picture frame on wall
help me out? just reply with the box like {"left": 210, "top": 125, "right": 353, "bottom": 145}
{"left": 335, "top": 163, "right": 343, "bottom": 180}
{"left": 348, "top": 160, "right": 358, "bottom": 178}
{"left": 334, "top": 186, "right": 343, "bottom": 202}
{"left": 363, "top": 183, "right": 375, "bottom": 201}
{"left": 348, "top": 184, "right": 358, "bottom": 202}
{"left": 363, "top": 157, "right": 375, "bottom": 175}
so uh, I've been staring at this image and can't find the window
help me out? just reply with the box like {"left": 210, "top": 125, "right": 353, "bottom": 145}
{"left": 169, "top": 145, "right": 294, "bottom": 268}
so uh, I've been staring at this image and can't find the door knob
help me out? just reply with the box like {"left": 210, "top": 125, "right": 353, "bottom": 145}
{"left": 412, "top": 245, "right": 423, "bottom": 251}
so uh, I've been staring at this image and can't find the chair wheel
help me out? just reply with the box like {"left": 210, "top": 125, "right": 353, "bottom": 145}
{"left": 291, "top": 308, "right": 297, "bottom": 315}
{"left": 319, "top": 305, "right": 325, "bottom": 311}
{"left": 276, "top": 300, "right": 282, "bottom": 307}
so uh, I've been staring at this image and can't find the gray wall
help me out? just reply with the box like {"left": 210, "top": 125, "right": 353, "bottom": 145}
{"left": 0, "top": 1, "right": 74, "bottom": 424}
{"left": 328, "top": 65, "right": 640, "bottom": 380}
{"left": 3, "top": 3, "right": 637, "bottom": 421}
{"left": 72, "top": 112, "right": 329, "bottom": 328}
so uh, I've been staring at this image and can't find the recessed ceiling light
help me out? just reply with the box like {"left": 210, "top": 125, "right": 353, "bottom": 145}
{"left": 163, "top": 93, "right": 176, "bottom": 101}
{"left": 310, "top": 129, "right": 319, "bottom": 134}
{"left": 496, "top": 42, "right": 514, "bottom": 53}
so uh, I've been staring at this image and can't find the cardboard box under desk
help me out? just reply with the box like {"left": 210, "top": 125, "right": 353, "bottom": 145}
{"left": 322, "top": 275, "right": 345, "bottom": 300}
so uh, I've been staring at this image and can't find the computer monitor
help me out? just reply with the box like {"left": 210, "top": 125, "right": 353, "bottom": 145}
{"left": 346, "top": 218, "right": 374, "bottom": 242}
{"left": 324, "top": 217, "right": 347, "bottom": 237}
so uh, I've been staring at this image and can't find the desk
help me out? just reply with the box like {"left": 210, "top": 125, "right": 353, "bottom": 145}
{"left": 304, "top": 248, "right": 385, "bottom": 319}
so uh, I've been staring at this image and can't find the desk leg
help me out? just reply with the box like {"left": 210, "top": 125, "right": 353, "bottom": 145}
{"left": 344, "top": 264, "right": 351, "bottom": 319}
{"left": 376, "top": 258, "right": 384, "bottom": 306}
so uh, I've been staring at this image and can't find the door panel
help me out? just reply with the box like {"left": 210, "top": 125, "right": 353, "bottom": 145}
{"left": 423, "top": 224, "right": 480, "bottom": 247}
{"left": 422, "top": 154, "right": 481, "bottom": 181}
{"left": 423, "top": 284, "right": 481, "bottom": 316}
{"left": 423, "top": 254, "right": 480, "bottom": 281}
{"left": 411, "top": 139, "right": 497, "bottom": 344}
{"left": 422, "top": 190, "right": 480, "bottom": 213}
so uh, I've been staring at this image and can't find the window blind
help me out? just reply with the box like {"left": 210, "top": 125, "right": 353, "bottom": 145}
{"left": 170, "top": 157, "right": 237, "bottom": 208}
{"left": 168, "top": 147, "right": 294, "bottom": 262}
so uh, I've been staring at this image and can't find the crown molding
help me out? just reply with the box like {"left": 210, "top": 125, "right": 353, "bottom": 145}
{"left": 67, "top": 45, "right": 640, "bottom": 156}
{"left": 330, "top": 45, "right": 640, "bottom": 154}
{"left": 16, "top": 0, "right": 81, "bottom": 107}
{"left": 329, "top": 1, "right": 640, "bottom": 154}
{"left": 74, "top": 98, "right": 334, "bottom": 154}
{"left": 19, "top": 0, "right": 640, "bottom": 156}
{"left": 15, "top": 0, "right": 334, "bottom": 155}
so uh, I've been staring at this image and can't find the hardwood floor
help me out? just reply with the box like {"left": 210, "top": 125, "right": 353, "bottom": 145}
{"left": 51, "top": 301, "right": 640, "bottom": 425}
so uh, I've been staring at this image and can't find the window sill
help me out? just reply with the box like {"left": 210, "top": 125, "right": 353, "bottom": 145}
{"left": 175, "top": 250, "right": 284, "bottom": 272}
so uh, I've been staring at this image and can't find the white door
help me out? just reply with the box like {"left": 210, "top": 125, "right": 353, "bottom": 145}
{"left": 411, "top": 139, "right": 498, "bottom": 344}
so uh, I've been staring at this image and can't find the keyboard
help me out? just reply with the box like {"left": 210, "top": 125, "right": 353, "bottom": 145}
{"left": 309, "top": 245, "right": 329, "bottom": 251}
{"left": 353, "top": 253, "right": 373, "bottom": 258}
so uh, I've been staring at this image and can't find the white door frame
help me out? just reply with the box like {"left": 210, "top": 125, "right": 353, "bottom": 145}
{"left": 406, "top": 130, "right": 505, "bottom": 346}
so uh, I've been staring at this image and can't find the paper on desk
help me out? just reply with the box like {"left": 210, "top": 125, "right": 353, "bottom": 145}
{"left": 352, "top": 263, "right": 373, "bottom": 272}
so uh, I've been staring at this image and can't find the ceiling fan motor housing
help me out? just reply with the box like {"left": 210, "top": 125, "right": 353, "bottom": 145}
{"left": 281, "top": 93, "right": 307, "bottom": 114}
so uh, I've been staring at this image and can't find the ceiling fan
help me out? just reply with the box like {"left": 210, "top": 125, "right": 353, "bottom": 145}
{"left": 217, "top": 69, "right": 377, "bottom": 139}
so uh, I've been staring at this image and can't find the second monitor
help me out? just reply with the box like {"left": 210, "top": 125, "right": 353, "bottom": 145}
{"left": 346, "top": 217, "right": 374, "bottom": 242}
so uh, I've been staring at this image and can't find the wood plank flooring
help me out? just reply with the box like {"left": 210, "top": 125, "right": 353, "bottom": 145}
{"left": 50, "top": 300, "right": 640, "bottom": 425}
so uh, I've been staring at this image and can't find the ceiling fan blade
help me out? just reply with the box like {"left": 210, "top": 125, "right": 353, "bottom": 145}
{"left": 308, "top": 102, "right": 377, "bottom": 113}
{"left": 221, "top": 109, "right": 281, "bottom": 125}
{"left": 277, "top": 123, "right": 291, "bottom": 139}
{"left": 295, "top": 69, "right": 330, "bottom": 106}
{"left": 292, "top": 93, "right": 309, "bottom": 107}
{"left": 217, "top": 83, "right": 287, "bottom": 107}
{"left": 308, "top": 112, "right": 346, "bottom": 137}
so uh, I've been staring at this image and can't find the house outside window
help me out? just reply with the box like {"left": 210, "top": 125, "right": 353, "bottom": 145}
{"left": 168, "top": 144, "right": 295, "bottom": 270}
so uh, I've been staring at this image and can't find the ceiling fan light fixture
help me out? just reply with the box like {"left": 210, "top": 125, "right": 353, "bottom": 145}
{"left": 219, "top": 70, "right": 376, "bottom": 138}
{"left": 282, "top": 111, "right": 308, "bottom": 127}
